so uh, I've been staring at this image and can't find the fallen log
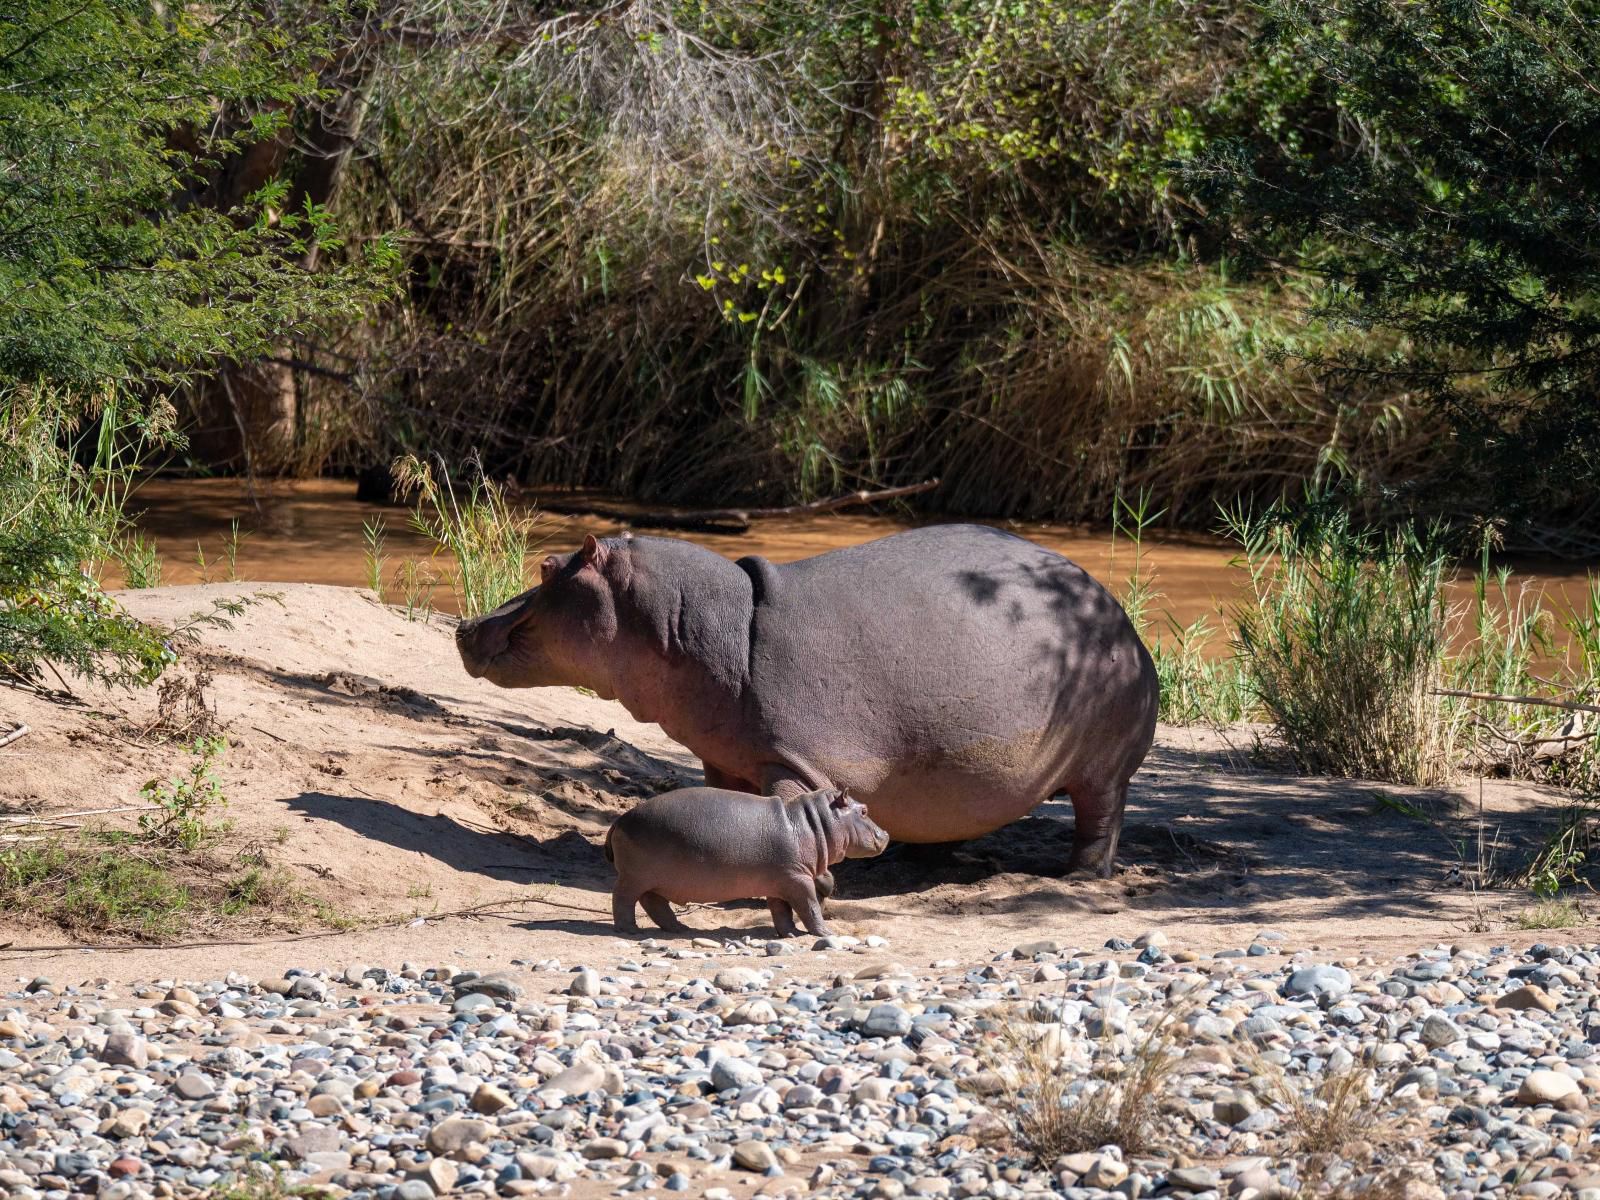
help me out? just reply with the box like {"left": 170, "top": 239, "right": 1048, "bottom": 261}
{"left": 538, "top": 479, "right": 940, "bottom": 535}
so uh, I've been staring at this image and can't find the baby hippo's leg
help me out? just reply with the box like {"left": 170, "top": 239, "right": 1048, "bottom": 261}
{"left": 639, "top": 892, "right": 687, "bottom": 932}
{"left": 612, "top": 888, "right": 639, "bottom": 933}
{"left": 767, "top": 898, "right": 800, "bottom": 938}
{"left": 782, "top": 875, "right": 831, "bottom": 937}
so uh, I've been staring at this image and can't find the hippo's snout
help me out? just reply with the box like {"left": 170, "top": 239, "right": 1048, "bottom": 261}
{"left": 841, "top": 808, "right": 892, "bottom": 859}
{"left": 850, "top": 824, "right": 892, "bottom": 859}
{"left": 454, "top": 613, "right": 509, "bottom": 679}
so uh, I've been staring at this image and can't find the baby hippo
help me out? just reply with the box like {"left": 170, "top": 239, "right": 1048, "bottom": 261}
{"left": 605, "top": 786, "right": 889, "bottom": 936}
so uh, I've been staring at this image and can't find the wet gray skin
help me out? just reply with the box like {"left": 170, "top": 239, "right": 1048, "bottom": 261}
{"left": 456, "top": 524, "right": 1158, "bottom": 877}
{"left": 604, "top": 786, "right": 890, "bottom": 936}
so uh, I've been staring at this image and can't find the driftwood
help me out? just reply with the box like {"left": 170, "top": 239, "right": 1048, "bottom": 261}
{"left": 538, "top": 479, "right": 940, "bottom": 535}
{"left": 1432, "top": 688, "right": 1600, "bottom": 717}
{"left": 0, "top": 805, "right": 159, "bottom": 824}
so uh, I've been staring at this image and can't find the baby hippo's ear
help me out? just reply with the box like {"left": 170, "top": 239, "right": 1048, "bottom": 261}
{"left": 581, "top": 534, "right": 609, "bottom": 570}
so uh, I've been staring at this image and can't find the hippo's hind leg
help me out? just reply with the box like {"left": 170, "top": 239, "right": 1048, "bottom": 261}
{"left": 612, "top": 888, "right": 640, "bottom": 933}
{"left": 1065, "top": 777, "right": 1129, "bottom": 879}
{"left": 767, "top": 898, "right": 801, "bottom": 938}
{"left": 639, "top": 891, "right": 688, "bottom": 932}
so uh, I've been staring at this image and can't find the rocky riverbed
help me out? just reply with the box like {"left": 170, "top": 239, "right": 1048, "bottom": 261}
{"left": 3, "top": 932, "right": 1599, "bottom": 1200}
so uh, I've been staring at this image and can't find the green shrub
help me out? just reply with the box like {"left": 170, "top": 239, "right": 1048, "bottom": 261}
{"left": 139, "top": 736, "right": 230, "bottom": 851}
{"left": 1226, "top": 498, "right": 1459, "bottom": 784}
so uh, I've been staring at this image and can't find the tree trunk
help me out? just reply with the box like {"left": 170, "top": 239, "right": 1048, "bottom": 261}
{"left": 186, "top": 56, "right": 373, "bottom": 476}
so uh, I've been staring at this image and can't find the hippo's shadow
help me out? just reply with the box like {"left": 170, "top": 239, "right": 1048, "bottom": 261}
{"left": 280, "top": 791, "right": 614, "bottom": 888}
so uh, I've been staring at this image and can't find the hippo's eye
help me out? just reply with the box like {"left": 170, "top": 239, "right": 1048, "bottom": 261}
{"left": 539, "top": 556, "right": 559, "bottom": 583}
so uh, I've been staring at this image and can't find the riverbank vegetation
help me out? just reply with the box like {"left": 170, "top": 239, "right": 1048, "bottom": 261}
{"left": 5, "top": 0, "right": 1590, "bottom": 551}
{"left": 1131, "top": 502, "right": 1600, "bottom": 792}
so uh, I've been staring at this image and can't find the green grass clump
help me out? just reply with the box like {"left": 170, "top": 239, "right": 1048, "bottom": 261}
{"left": 1150, "top": 615, "right": 1253, "bottom": 727}
{"left": 0, "top": 842, "right": 193, "bottom": 939}
{"left": 394, "top": 453, "right": 537, "bottom": 618}
{"left": 1225, "top": 498, "right": 1459, "bottom": 785}
{"left": 114, "top": 532, "right": 164, "bottom": 589}
{"left": 1512, "top": 898, "right": 1586, "bottom": 930}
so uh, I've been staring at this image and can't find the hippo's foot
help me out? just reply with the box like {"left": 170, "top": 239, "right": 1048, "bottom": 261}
{"left": 639, "top": 892, "right": 688, "bottom": 932}
{"left": 767, "top": 898, "right": 802, "bottom": 938}
{"left": 1065, "top": 835, "right": 1119, "bottom": 879}
{"left": 783, "top": 883, "right": 831, "bottom": 936}
{"left": 1065, "top": 780, "right": 1127, "bottom": 880}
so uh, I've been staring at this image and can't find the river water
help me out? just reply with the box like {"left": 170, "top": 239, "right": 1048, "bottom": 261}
{"left": 118, "top": 478, "right": 1595, "bottom": 660}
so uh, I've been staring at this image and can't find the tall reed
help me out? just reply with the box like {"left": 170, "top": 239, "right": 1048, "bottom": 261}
{"left": 393, "top": 454, "right": 538, "bottom": 619}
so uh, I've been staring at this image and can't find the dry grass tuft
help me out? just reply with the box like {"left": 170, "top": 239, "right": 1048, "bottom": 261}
{"left": 978, "top": 1010, "right": 1179, "bottom": 1162}
{"left": 1512, "top": 898, "right": 1587, "bottom": 929}
{"left": 143, "top": 668, "right": 220, "bottom": 743}
{"left": 1262, "top": 1063, "right": 1385, "bottom": 1157}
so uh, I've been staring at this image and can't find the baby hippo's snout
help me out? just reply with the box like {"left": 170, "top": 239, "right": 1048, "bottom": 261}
{"left": 834, "top": 793, "right": 891, "bottom": 859}
{"left": 605, "top": 785, "right": 889, "bottom": 937}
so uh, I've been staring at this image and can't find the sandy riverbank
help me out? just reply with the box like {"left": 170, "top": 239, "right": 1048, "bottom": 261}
{"left": 1, "top": 583, "right": 1591, "bottom": 982}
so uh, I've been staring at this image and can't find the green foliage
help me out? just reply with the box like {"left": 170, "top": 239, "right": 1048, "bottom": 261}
{"left": 1186, "top": 0, "right": 1600, "bottom": 538}
{"left": 1149, "top": 616, "right": 1252, "bottom": 727}
{"left": 315, "top": 0, "right": 1457, "bottom": 537}
{"left": 395, "top": 454, "right": 536, "bottom": 618}
{"left": 0, "top": 391, "right": 173, "bottom": 688}
{"left": 0, "top": 0, "right": 397, "bottom": 392}
{"left": 1226, "top": 496, "right": 1460, "bottom": 784}
{"left": 139, "top": 736, "right": 231, "bottom": 851}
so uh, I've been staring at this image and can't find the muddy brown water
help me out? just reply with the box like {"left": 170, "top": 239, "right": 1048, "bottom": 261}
{"left": 117, "top": 478, "right": 1595, "bottom": 660}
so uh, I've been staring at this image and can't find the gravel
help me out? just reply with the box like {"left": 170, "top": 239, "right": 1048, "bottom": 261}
{"left": 3, "top": 935, "right": 1599, "bottom": 1200}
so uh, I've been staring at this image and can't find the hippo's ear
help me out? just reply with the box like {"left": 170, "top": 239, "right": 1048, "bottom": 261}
{"left": 539, "top": 555, "right": 560, "bottom": 583}
{"left": 828, "top": 791, "right": 851, "bottom": 811}
{"left": 580, "top": 534, "right": 609, "bottom": 570}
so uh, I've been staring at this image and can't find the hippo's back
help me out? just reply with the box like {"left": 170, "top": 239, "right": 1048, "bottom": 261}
{"left": 742, "top": 524, "right": 1156, "bottom": 841}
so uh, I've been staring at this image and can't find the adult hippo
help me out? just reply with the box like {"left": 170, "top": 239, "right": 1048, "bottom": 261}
{"left": 454, "top": 525, "right": 1158, "bottom": 876}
